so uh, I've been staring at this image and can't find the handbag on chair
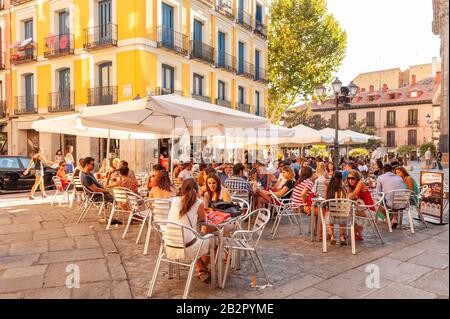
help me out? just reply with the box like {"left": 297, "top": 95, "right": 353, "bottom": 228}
{"left": 210, "top": 201, "right": 242, "bottom": 217}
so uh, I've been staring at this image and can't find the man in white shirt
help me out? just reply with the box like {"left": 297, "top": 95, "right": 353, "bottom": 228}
{"left": 424, "top": 148, "right": 432, "bottom": 168}
{"left": 178, "top": 163, "right": 194, "bottom": 183}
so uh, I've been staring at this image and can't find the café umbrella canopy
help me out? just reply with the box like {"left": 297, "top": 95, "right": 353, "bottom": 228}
{"left": 78, "top": 94, "right": 271, "bottom": 174}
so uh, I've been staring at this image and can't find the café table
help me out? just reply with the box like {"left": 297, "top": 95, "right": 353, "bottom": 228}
{"left": 310, "top": 196, "right": 325, "bottom": 242}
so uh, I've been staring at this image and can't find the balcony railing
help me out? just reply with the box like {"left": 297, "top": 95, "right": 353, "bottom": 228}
{"left": 48, "top": 91, "right": 75, "bottom": 112}
{"left": 255, "top": 108, "right": 266, "bottom": 117}
{"left": 155, "top": 87, "right": 184, "bottom": 96}
{"left": 11, "top": 0, "right": 33, "bottom": 5}
{"left": 14, "top": 95, "right": 38, "bottom": 115}
{"left": 0, "top": 52, "right": 5, "bottom": 70}
{"left": 44, "top": 34, "right": 75, "bottom": 59}
{"left": 157, "top": 26, "right": 189, "bottom": 56}
{"left": 236, "top": 10, "right": 253, "bottom": 31}
{"left": 192, "top": 94, "right": 211, "bottom": 103}
{"left": 406, "top": 120, "right": 420, "bottom": 127}
{"left": 216, "top": 98, "right": 231, "bottom": 108}
{"left": 197, "top": 0, "right": 215, "bottom": 7}
{"left": 384, "top": 121, "right": 398, "bottom": 128}
{"left": 215, "top": 51, "right": 236, "bottom": 73}
{"left": 0, "top": 101, "right": 6, "bottom": 118}
{"left": 10, "top": 42, "right": 38, "bottom": 65}
{"left": 83, "top": 23, "right": 118, "bottom": 51}
{"left": 216, "top": 0, "right": 234, "bottom": 20}
{"left": 190, "top": 40, "right": 214, "bottom": 65}
{"left": 386, "top": 142, "right": 397, "bottom": 148}
{"left": 237, "top": 102, "right": 251, "bottom": 113}
{"left": 254, "top": 21, "right": 268, "bottom": 40}
{"left": 86, "top": 86, "right": 117, "bottom": 106}
{"left": 254, "top": 67, "right": 268, "bottom": 83}
{"left": 236, "top": 60, "right": 254, "bottom": 79}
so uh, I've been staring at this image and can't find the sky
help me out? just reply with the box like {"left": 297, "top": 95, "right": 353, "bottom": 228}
{"left": 326, "top": 0, "right": 441, "bottom": 84}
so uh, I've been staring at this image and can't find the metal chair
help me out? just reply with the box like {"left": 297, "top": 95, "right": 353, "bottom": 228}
{"left": 76, "top": 186, "right": 108, "bottom": 224}
{"left": 230, "top": 196, "right": 251, "bottom": 230}
{"left": 70, "top": 176, "right": 85, "bottom": 208}
{"left": 355, "top": 192, "right": 385, "bottom": 244}
{"left": 319, "top": 199, "right": 358, "bottom": 255}
{"left": 221, "top": 208, "right": 271, "bottom": 289}
{"left": 147, "top": 220, "right": 215, "bottom": 299}
{"left": 269, "top": 189, "right": 302, "bottom": 239}
{"left": 382, "top": 189, "right": 415, "bottom": 233}
{"left": 230, "top": 190, "right": 252, "bottom": 212}
{"left": 411, "top": 185, "right": 429, "bottom": 228}
{"left": 314, "top": 179, "right": 327, "bottom": 198}
{"left": 106, "top": 187, "right": 131, "bottom": 231}
{"left": 143, "top": 199, "right": 172, "bottom": 255}
{"left": 51, "top": 176, "right": 72, "bottom": 207}
{"left": 122, "top": 191, "right": 152, "bottom": 246}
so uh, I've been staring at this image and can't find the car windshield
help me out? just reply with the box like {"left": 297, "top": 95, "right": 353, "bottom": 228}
{"left": 18, "top": 157, "right": 35, "bottom": 169}
{"left": 0, "top": 158, "right": 21, "bottom": 169}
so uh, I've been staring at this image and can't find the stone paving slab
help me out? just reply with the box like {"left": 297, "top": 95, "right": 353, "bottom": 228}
{"left": 364, "top": 282, "right": 437, "bottom": 299}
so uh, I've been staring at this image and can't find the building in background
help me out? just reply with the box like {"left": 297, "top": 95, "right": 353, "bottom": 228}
{"left": 432, "top": 0, "right": 449, "bottom": 163}
{"left": 0, "top": 0, "right": 269, "bottom": 170}
{"left": 306, "top": 61, "right": 442, "bottom": 154}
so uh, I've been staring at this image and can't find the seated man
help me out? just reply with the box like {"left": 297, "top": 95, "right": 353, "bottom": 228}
{"left": 224, "top": 163, "right": 254, "bottom": 196}
{"left": 80, "top": 157, "right": 114, "bottom": 203}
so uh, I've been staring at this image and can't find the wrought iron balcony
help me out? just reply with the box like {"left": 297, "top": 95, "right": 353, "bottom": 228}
{"left": 155, "top": 87, "right": 184, "bottom": 96}
{"left": 255, "top": 108, "right": 266, "bottom": 117}
{"left": 48, "top": 91, "right": 75, "bottom": 112}
{"left": 215, "top": 51, "right": 236, "bottom": 73}
{"left": 156, "top": 26, "right": 189, "bottom": 56}
{"left": 83, "top": 23, "right": 118, "bottom": 51}
{"left": 254, "top": 21, "right": 268, "bottom": 40}
{"left": 216, "top": 98, "right": 231, "bottom": 108}
{"left": 86, "top": 86, "right": 117, "bottom": 106}
{"left": 384, "top": 121, "right": 398, "bottom": 128}
{"left": 190, "top": 40, "right": 214, "bottom": 65}
{"left": 236, "top": 60, "right": 254, "bottom": 79}
{"left": 11, "top": 0, "right": 33, "bottom": 5}
{"left": 10, "top": 42, "right": 38, "bottom": 65}
{"left": 0, "top": 101, "right": 6, "bottom": 118}
{"left": 237, "top": 102, "right": 250, "bottom": 113}
{"left": 236, "top": 10, "right": 253, "bottom": 31}
{"left": 192, "top": 94, "right": 211, "bottom": 103}
{"left": 197, "top": 0, "right": 215, "bottom": 7}
{"left": 0, "top": 52, "right": 5, "bottom": 70}
{"left": 254, "top": 67, "right": 268, "bottom": 83}
{"left": 14, "top": 95, "right": 38, "bottom": 115}
{"left": 44, "top": 34, "right": 75, "bottom": 59}
{"left": 405, "top": 120, "right": 420, "bottom": 127}
{"left": 215, "top": 0, "right": 234, "bottom": 20}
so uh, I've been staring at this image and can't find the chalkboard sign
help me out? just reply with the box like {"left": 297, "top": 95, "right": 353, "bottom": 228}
{"left": 420, "top": 171, "right": 447, "bottom": 224}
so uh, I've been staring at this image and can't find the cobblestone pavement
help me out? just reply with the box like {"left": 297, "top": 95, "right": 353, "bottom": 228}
{"left": 0, "top": 198, "right": 448, "bottom": 299}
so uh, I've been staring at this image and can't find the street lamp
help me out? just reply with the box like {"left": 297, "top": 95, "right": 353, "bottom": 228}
{"left": 316, "top": 78, "right": 358, "bottom": 165}
{"left": 425, "top": 114, "right": 438, "bottom": 146}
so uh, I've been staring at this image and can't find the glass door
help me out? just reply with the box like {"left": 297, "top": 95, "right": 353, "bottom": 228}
{"left": 162, "top": 3, "right": 174, "bottom": 48}
{"left": 99, "top": 0, "right": 112, "bottom": 44}
{"left": 162, "top": 64, "right": 174, "bottom": 94}
{"left": 255, "top": 50, "right": 260, "bottom": 80}
{"left": 193, "top": 19, "right": 203, "bottom": 57}
{"left": 25, "top": 74, "right": 34, "bottom": 112}
{"left": 58, "top": 68, "right": 71, "bottom": 108}
{"left": 218, "top": 32, "right": 226, "bottom": 67}
{"left": 24, "top": 20, "right": 33, "bottom": 57}
{"left": 99, "top": 62, "right": 112, "bottom": 104}
{"left": 238, "top": 42, "right": 244, "bottom": 73}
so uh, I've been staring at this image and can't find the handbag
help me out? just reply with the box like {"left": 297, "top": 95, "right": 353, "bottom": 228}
{"left": 210, "top": 201, "right": 242, "bottom": 217}
{"left": 207, "top": 211, "right": 231, "bottom": 224}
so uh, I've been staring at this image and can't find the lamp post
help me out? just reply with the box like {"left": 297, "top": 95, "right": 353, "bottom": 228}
{"left": 425, "top": 113, "right": 438, "bottom": 146}
{"left": 316, "top": 78, "right": 357, "bottom": 165}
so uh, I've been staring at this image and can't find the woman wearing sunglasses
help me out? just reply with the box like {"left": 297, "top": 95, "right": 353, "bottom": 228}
{"left": 346, "top": 170, "right": 375, "bottom": 241}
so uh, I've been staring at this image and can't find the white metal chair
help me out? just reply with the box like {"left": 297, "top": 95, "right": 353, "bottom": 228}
{"left": 51, "top": 176, "right": 72, "bottom": 207}
{"left": 382, "top": 189, "right": 415, "bottom": 233}
{"left": 147, "top": 220, "right": 215, "bottom": 299}
{"left": 143, "top": 199, "right": 172, "bottom": 255}
{"left": 230, "top": 196, "right": 251, "bottom": 230}
{"left": 70, "top": 176, "right": 85, "bottom": 208}
{"left": 230, "top": 190, "right": 252, "bottom": 212}
{"left": 314, "top": 179, "right": 327, "bottom": 198}
{"left": 269, "top": 189, "right": 302, "bottom": 239}
{"left": 122, "top": 191, "right": 152, "bottom": 246}
{"left": 411, "top": 185, "right": 429, "bottom": 228}
{"left": 76, "top": 186, "right": 108, "bottom": 224}
{"left": 319, "top": 198, "right": 358, "bottom": 255}
{"left": 221, "top": 208, "right": 271, "bottom": 289}
{"left": 355, "top": 192, "right": 385, "bottom": 244}
{"left": 106, "top": 187, "right": 131, "bottom": 231}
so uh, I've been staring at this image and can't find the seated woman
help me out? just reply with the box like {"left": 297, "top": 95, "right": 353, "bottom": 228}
{"left": 394, "top": 166, "right": 419, "bottom": 196}
{"left": 324, "top": 171, "right": 348, "bottom": 245}
{"left": 291, "top": 166, "right": 314, "bottom": 214}
{"left": 202, "top": 173, "right": 231, "bottom": 208}
{"left": 196, "top": 163, "right": 208, "bottom": 188}
{"left": 313, "top": 162, "right": 328, "bottom": 198}
{"left": 325, "top": 162, "right": 336, "bottom": 179}
{"left": 148, "top": 170, "right": 177, "bottom": 199}
{"left": 56, "top": 162, "right": 71, "bottom": 190}
{"left": 255, "top": 166, "right": 296, "bottom": 208}
{"left": 106, "top": 158, "right": 121, "bottom": 180}
{"left": 105, "top": 166, "right": 138, "bottom": 194}
{"left": 167, "top": 179, "right": 214, "bottom": 283}
{"left": 346, "top": 170, "right": 375, "bottom": 241}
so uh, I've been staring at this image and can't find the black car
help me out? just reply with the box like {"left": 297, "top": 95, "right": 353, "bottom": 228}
{"left": 0, "top": 155, "right": 56, "bottom": 193}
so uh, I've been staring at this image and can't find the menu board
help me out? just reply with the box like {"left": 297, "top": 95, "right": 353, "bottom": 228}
{"left": 420, "top": 171, "right": 446, "bottom": 224}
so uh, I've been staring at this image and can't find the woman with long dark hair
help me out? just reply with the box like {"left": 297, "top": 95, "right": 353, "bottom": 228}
{"left": 148, "top": 170, "right": 177, "bottom": 199}
{"left": 203, "top": 173, "right": 231, "bottom": 208}
{"left": 326, "top": 162, "right": 336, "bottom": 179}
{"left": 394, "top": 166, "right": 419, "bottom": 195}
{"left": 167, "top": 179, "right": 213, "bottom": 283}
{"left": 324, "top": 171, "right": 347, "bottom": 245}
{"left": 291, "top": 166, "right": 314, "bottom": 214}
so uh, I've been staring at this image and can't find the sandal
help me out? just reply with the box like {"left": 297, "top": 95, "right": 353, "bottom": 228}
{"left": 330, "top": 238, "right": 337, "bottom": 245}
{"left": 197, "top": 270, "right": 211, "bottom": 283}
{"left": 340, "top": 236, "right": 347, "bottom": 246}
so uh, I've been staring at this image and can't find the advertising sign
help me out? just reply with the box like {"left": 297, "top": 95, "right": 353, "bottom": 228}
{"left": 420, "top": 171, "right": 447, "bottom": 224}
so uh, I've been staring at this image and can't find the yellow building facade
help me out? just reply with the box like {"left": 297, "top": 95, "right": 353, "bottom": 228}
{"left": 0, "top": 0, "right": 269, "bottom": 170}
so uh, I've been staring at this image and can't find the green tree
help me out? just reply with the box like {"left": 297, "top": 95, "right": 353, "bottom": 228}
{"left": 268, "top": 0, "right": 347, "bottom": 122}
{"left": 348, "top": 119, "right": 376, "bottom": 136}
{"left": 419, "top": 142, "right": 436, "bottom": 157}
{"left": 282, "top": 104, "right": 329, "bottom": 129}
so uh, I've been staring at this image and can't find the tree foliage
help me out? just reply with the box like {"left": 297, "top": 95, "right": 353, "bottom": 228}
{"left": 419, "top": 142, "right": 436, "bottom": 157}
{"left": 282, "top": 104, "right": 329, "bottom": 129}
{"left": 349, "top": 148, "right": 369, "bottom": 158}
{"left": 397, "top": 145, "right": 415, "bottom": 155}
{"left": 268, "top": 0, "right": 347, "bottom": 122}
{"left": 348, "top": 119, "right": 376, "bottom": 136}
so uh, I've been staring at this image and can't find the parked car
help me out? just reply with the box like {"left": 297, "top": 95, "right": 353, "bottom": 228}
{"left": 0, "top": 155, "right": 56, "bottom": 193}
